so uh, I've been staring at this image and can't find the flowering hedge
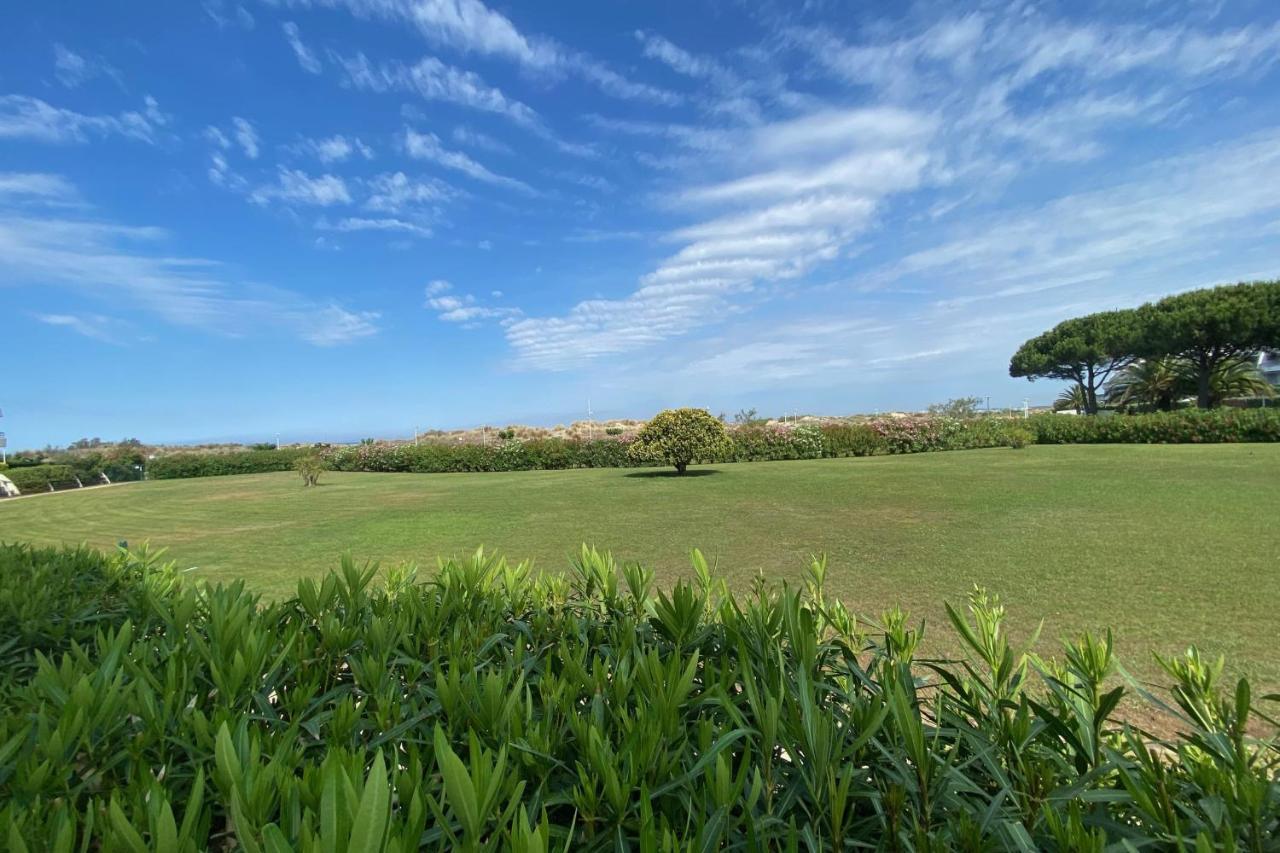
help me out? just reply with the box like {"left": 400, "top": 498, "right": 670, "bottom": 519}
{"left": 325, "top": 437, "right": 635, "bottom": 474}
{"left": 144, "top": 410, "right": 1280, "bottom": 480}
{"left": 1026, "top": 407, "right": 1280, "bottom": 444}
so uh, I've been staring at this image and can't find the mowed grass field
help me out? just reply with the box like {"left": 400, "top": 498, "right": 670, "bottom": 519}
{"left": 3, "top": 444, "right": 1277, "bottom": 687}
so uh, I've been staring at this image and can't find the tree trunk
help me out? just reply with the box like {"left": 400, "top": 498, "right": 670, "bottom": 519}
{"left": 674, "top": 461, "right": 688, "bottom": 475}
{"left": 1084, "top": 367, "right": 1099, "bottom": 415}
{"left": 1196, "top": 356, "right": 1213, "bottom": 409}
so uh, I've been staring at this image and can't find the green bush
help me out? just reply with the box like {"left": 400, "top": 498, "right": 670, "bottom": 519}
{"left": 1027, "top": 407, "right": 1280, "bottom": 444}
{"left": 818, "top": 423, "right": 887, "bottom": 457}
{"left": 629, "top": 408, "right": 732, "bottom": 474}
{"left": 148, "top": 448, "right": 313, "bottom": 479}
{"left": 0, "top": 543, "right": 1276, "bottom": 849}
{"left": 0, "top": 544, "right": 176, "bottom": 687}
{"left": 4, "top": 464, "right": 77, "bottom": 491}
{"left": 1005, "top": 426, "right": 1034, "bottom": 449}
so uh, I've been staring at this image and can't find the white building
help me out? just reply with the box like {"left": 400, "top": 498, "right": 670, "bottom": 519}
{"left": 1259, "top": 350, "right": 1280, "bottom": 389}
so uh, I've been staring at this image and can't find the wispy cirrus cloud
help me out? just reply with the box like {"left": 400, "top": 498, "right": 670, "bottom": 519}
{"left": 53, "top": 44, "right": 124, "bottom": 89}
{"left": 1, "top": 188, "right": 379, "bottom": 345}
{"left": 338, "top": 52, "right": 540, "bottom": 128}
{"left": 317, "top": 215, "right": 432, "bottom": 237}
{"left": 402, "top": 128, "right": 533, "bottom": 194}
{"left": 250, "top": 168, "right": 352, "bottom": 206}
{"left": 36, "top": 313, "right": 130, "bottom": 344}
{"left": 290, "top": 133, "right": 374, "bottom": 163}
{"left": 423, "top": 279, "right": 519, "bottom": 325}
{"left": 0, "top": 172, "right": 79, "bottom": 204}
{"left": 362, "top": 171, "right": 452, "bottom": 214}
{"left": 0, "top": 95, "right": 167, "bottom": 144}
{"left": 282, "top": 21, "right": 323, "bottom": 74}
{"left": 304, "top": 0, "right": 679, "bottom": 104}
{"left": 505, "top": 106, "right": 936, "bottom": 369}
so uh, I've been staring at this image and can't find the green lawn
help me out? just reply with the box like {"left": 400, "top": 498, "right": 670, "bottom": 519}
{"left": 3, "top": 445, "right": 1277, "bottom": 687}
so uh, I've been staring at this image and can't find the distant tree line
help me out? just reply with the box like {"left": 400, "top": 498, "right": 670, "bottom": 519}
{"left": 1010, "top": 280, "right": 1279, "bottom": 413}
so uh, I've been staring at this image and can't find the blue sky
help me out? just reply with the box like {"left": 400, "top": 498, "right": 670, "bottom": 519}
{"left": 5, "top": 0, "right": 1280, "bottom": 446}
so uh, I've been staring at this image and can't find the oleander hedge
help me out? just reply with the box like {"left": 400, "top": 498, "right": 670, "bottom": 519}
{"left": 0, "top": 542, "right": 1276, "bottom": 850}
{"left": 141, "top": 409, "right": 1280, "bottom": 481}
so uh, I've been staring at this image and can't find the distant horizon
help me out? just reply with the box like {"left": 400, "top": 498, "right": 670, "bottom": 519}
{"left": 6, "top": 2, "right": 1280, "bottom": 449}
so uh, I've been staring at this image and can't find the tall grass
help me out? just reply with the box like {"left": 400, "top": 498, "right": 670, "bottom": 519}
{"left": 0, "top": 543, "right": 1276, "bottom": 850}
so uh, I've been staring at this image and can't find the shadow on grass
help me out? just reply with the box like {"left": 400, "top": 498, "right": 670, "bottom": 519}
{"left": 624, "top": 469, "right": 720, "bottom": 479}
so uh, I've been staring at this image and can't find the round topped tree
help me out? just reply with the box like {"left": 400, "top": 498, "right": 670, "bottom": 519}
{"left": 628, "top": 408, "right": 731, "bottom": 475}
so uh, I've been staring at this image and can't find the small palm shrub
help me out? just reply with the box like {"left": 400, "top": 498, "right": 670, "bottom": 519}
{"left": 0, "top": 543, "right": 1276, "bottom": 850}
{"left": 294, "top": 453, "right": 326, "bottom": 486}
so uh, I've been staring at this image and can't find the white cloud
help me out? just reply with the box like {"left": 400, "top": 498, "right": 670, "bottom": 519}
{"left": 250, "top": 168, "right": 352, "bottom": 206}
{"left": 504, "top": 107, "right": 936, "bottom": 369}
{"left": 283, "top": 21, "right": 323, "bottom": 74}
{"left": 204, "top": 126, "right": 231, "bottom": 149}
{"left": 451, "top": 124, "right": 511, "bottom": 154}
{"left": 0, "top": 95, "right": 167, "bottom": 144}
{"left": 203, "top": 0, "right": 255, "bottom": 29}
{"left": 302, "top": 305, "right": 380, "bottom": 345}
{"left": 0, "top": 205, "right": 378, "bottom": 345}
{"left": 315, "top": 0, "right": 677, "bottom": 103}
{"left": 318, "top": 216, "right": 432, "bottom": 237}
{"left": 339, "top": 51, "right": 596, "bottom": 157}
{"left": 878, "top": 129, "right": 1280, "bottom": 298}
{"left": 424, "top": 280, "right": 519, "bottom": 324}
{"left": 53, "top": 44, "right": 123, "bottom": 88}
{"left": 0, "top": 172, "right": 78, "bottom": 203}
{"left": 296, "top": 133, "right": 374, "bottom": 163}
{"left": 36, "top": 313, "right": 127, "bottom": 344}
{"left": 232, "top": 117, "right": 259, "bottom": 158}
{"left": 363, "top": 171, "right": 452, "bottom": 213}
{"left": 402, "top": 128, "right": 533, "bottom": 194}
{"left": 634, "top": 30, "right": 728, "bottom": 82}
{"left": 339, "top": 52, "right": 542, "bottom": 128}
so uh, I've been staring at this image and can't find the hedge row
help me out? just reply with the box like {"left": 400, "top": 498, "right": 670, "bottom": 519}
{"left": 143, "top": 409, "right": 1280, "bottom": 480}
{"left": 1026, "top": 407, "right": 1280, "bottom": 443}
{"left": 146, "top": 447, "right": 313, "bottom": 479}
{"left": 2, "top": 464, "right": 77, "bottom": 491}
{"left": 0, "top": 543, "right": 1275, "bottom": 849}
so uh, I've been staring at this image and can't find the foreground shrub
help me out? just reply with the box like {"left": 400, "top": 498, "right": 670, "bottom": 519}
{"left": 628, "top": 407, "right": 732, "bottom": 474}
{"left": 0, "top": 543, "right": 1276, "bottom": 850}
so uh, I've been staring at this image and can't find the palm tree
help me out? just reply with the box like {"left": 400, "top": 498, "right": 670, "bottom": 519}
{"left": 1106, "top": 358, "right": 1183, "bottom": 411}
{"left": 1204, "top": 358, "right": 1275, "bottom": 405}
{"left": 1107, "top": 356, "right": 1275, "bottom": 410}
{"left": 1054, "top": 384, "right": 1087, "bottom": 414}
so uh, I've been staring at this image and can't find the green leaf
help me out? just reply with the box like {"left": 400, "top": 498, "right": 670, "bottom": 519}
{"left": 348, "top": 750, "right": 390, "bottom": 853}
{"left": 108, "top": 800, "right": 149, "bottom": 853}
{"left": 435, "top": 727, "right": 479, "bottom": 837}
